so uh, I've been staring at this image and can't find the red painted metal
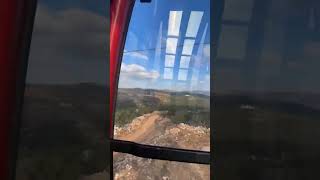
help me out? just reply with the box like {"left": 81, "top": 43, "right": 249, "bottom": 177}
{"left": 0, "top": 0, "right": 19, "bottom": 179}
{"left": 110, "top": 0, "right": 134, "bottom": 137}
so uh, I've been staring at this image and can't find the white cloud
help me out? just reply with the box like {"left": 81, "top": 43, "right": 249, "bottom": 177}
{"left": 120, "top": 63, "right": 160, "bottom": 80}
{"left": 124, "top": 51, "right": 148, "bottom": 61}
{"left": 190, "top": 71, "right": 210, "bottom": 92}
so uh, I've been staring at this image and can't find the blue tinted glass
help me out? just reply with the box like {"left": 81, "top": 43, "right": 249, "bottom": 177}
{"left": 114, "top": 0, "right": 210, "bottom": 179}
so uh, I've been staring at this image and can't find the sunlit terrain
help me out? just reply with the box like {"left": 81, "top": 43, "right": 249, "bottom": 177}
{"left": 113, "top": 88, "right": 210, "bottom": 179}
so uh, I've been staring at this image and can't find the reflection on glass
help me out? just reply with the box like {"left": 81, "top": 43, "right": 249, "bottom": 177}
{"left": 154, "top": 21, "right": 163, "bottom": 72}
{"left": 166, "top": 37, "right": 178, "bottom": 54}
{"left": 178, "top": 69, "right": 188, "bottom": 81}
{"left": 180, "top": 56, "right": 191, "bottom": 68}
{"left": 114, "top": 1, "right": 210, "bottom": 178}
{"left": 217, "top": 25, "right": 248, "bottom": 59}
{"left": 223, "top": 0, "right": 254, "bottom": 21}
{"left": 182, "top": 39, "right": 195, "bottom": 55}
{"left": 186, "top": 11, "right": 204, "bottom": 38}
{"left": 165, "top": 55, "right": 175, "bottom": 67}
{"left": 168, "top": 11, "right": 183, "bottom": 36}
{"left": 113, "top": 153, "right": 210, "bottom": 180}
{"left": 114, "top": 0, "right": 210, "bottom": 153}
{"left": 14, "top": 1, "right": 108, "bottom": 180}
{"left": 214, "top": 0, "right": 320, "bottom": 179}
{"left": 164, "top": 68, "right": 174, "bottom": 79}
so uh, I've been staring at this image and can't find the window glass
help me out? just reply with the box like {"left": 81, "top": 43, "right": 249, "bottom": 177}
{"left": 15, "top": 1, "right": 108, "bottom": 180}
{"left": 223, "top": 0, "right": 254, "bottom": 22}
{"left": 214, "top": 0, "right": 320, "bottom": 179}
{"left": 217, "top": 25, "right": 248, "bottom": 60}
{"left": 178, "top": 69, "right": 188, "bottom": 81}
{"left": 113, "top": 153, "right": 210, "bottom": 180}
{"left": 186, "top": 11, "right": 204, "bottom": 38}
{"left": 114, "top": 0, "right": 210, "bottom": 153}
{"left": 182, "top": 39, "right": 196, "bottom": 55}
{"left": 180, "top": 56, "right": 191, "bottom": 68}
{"left": 164, "top": 68, "right": 174, "bottom": 79}
{"left": 168, "top": 11, "right": 183, "bottom": 36}
{"left": 166, "top": 38, "right": 179, "bottom": 54}
{"left": 165, "top": 55, "right": 175, "bottom": 67}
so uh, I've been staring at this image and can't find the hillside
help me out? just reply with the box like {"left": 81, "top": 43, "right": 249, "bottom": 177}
{"left": 113, "top": 88, "right": 211, "bottom": 179}
{"left": 115, "top": 88, "right": 210, "bottom": 128}
{"left": 16, "top": 84, "right": 108, "bottom": 180}
{"left": 114, "top": 112, "right": 210, "bottom": 180}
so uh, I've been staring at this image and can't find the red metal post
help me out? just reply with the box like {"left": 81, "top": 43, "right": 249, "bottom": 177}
{"left": 0, "top": 0, "right": 19, "bottom": 179}
{"left": 110, "top": 0, "right": 134, "bottom": 137}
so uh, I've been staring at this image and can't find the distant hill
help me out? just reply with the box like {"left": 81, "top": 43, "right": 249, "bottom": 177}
{"left": 17, "top": 83, "right": 108, "bottom": 179}
{"left": 213, "top": 91, "right": 320, "bottom": 114}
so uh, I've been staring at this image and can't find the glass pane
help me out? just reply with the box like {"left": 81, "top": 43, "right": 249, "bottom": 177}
{"left": 180, "top": 56, "right": 191, "bottom": 68}
{"left": 186, "top": 11, "right": 204, "bottom": 38}
{"left": 166, "top": 37, "right": 178, "bottom": 54}
{"left": 182, "top": 39, "right": 195, "bottom": 55}
{"left": 214, "top": 0, "right": 320, "bottom": 179}
{"left": 164, "top": 68, "right": 174, "bottom": 79}
{"left": 15, "top": 1, "right": 108, "bottom": 180}
{"left": 165, "top": 55, "right": 175, "bottom": 67}
{"left": 113, "top": 153, "right": 210, "bottom": 180}
{"left": 178, "top": 69, "right": 188, "bottom": 81}
{"left": 223, "top": 0, "right": 254, "bottom": 22}
{"left": 114, "top": 0, "right": 210, "bottom": 152}
{"left": 168, "top": 11, "right": 183, "bottom": 37}
{"left": 217, "top": 25, "right": 248, "bottom": 59}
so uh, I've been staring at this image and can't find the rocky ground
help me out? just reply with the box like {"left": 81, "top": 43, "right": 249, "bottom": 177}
{"left": 79, "top": 171, "right": 109, "bottom": 180}
{"left": 113, "top": 111, "right": 210, "bottom": 180}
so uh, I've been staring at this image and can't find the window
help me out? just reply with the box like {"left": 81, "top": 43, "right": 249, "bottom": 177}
{"left": 217, "top": 26, "right": 248, "bottom": 59}
{"left": 223, "top": 0, "right": 254, "bottom": 22}
{"left": 15, "top": 1, "right": 109, "bottom": 180}
{"left": 217, "top": 0, "right": 253, "bottom": 61}
{"left": 213, "top": 0, "right": 320, "bottom": 179}
{"left": 113, "top": 0, "right": 210, "bottom": 179}
{"left": 113, "top": 153, "right": 210, "bottom": 180}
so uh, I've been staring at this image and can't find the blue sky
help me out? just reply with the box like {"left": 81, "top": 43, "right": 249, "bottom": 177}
{"left": 118, "top": 0, "right": 210, "bottom": 92}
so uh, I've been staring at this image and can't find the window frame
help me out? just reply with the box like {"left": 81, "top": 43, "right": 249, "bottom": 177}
{"left": 110, "top": 0, "right": 211, "bottom": 178}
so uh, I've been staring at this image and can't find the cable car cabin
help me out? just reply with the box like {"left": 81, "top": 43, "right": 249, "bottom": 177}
{"left": 2, "top": 0, "right": 320, "bottom": 180}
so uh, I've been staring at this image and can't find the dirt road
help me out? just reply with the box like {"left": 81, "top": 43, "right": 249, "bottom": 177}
{"left": 113, "top": 112, "right": 210, "bottom": 180}
{"left": 115, "top": 113, "right": 163, "bottom": 142}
